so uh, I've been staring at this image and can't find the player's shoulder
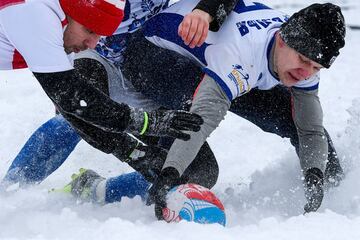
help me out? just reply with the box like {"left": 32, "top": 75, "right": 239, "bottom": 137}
{"left": 1, "top": 0, "right": 48, "bottom": 13}
{"left": 1, "top": 0, "right": 63, "bottom": 33}
{"left": 1, "top": 0, "right": 62, "bottom": 21}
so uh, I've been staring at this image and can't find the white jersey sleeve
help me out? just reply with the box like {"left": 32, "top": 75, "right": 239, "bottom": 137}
{"left": 0, "top": 2, "right": 72, "bottom": 72}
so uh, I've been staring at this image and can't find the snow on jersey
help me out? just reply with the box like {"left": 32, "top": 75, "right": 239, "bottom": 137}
{"left": 0, "top": 0, "right": 72, "bottom": 72}
{"left": 143, "top": 0, "right": 320, "bottom": 101}
{"left": 95, "top": 0, "right": 170, "bottom": 66}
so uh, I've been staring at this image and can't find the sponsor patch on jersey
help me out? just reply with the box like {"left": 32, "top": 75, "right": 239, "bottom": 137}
{"left": 227, "top": 64, "right": 251, "bottom": 96}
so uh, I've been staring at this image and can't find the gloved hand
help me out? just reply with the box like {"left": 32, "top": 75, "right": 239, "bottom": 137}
{"left": 303, "top": 168, "right": 324, "bottom": 213}
{"left": 147, "top": 167, "right": 182, "bottom": 220}
{"left": 125, "top": 144, "right": 168, "bottom": 183}
{"left": 130, "top": 109, "right": 203, "bottom": 141}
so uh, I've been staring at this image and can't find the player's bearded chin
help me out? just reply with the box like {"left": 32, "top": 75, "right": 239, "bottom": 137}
{"left": 63, "top": 43, "right": 85, "bottom": 54}
{"left": 63, "top": 37, "right": 72, "bottom": 54}
{"left": 64, "top": 46, "right": 72, "bottom": 54}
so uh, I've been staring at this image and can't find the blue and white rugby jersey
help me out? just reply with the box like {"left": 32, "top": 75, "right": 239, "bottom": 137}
{"left": 95, "top": 0, "right": 170, "bottom": 66}
{"left": 143, "top": 0, "right": 320, "bottom": 101}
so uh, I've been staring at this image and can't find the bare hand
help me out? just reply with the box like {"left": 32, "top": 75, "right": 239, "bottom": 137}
{"left": 178, "top": 9, "right": 213, "bottom": 48}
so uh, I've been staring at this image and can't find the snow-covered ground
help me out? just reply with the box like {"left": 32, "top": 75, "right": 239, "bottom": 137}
{"left": 1, "top": 0, "right": 360, "bottom": 239}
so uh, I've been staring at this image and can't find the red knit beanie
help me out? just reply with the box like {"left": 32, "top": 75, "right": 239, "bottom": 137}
{"left": 60, "top": 0, "right": 125, "bottom": 36}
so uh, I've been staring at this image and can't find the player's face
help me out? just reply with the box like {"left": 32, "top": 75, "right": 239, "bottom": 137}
{"left": 274, "top": 33, "right": 323, "bottom": 87}
{"left": 63, "top": 17, "right": 100, "bottom": 54}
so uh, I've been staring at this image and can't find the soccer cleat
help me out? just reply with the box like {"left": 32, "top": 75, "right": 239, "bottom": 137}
{"left": 303, "top": 168, "right": 324, "bottom": 213}
{"left": 56, "top": 168, "right": 105, "bottom": 202}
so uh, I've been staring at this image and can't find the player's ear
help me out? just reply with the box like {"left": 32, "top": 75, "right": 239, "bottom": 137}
{"left": 277, "top": 32, "right": 286, "bottom": 48}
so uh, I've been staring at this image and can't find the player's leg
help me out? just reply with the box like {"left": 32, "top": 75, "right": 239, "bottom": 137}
{"left": 65, "top": 141, "right": 218, "bottom": 204}
{"left": 1, "top": 115, "right": 81, "bottom": 187}
{"left": 63, "top": 169, "right": 150, "bottom": 204}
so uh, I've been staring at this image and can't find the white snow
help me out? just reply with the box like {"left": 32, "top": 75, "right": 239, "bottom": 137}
{"left": 1, "top": 1, "right": 360, "bottom": 239}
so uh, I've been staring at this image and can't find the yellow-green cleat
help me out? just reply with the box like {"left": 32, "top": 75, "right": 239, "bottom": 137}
{"left": 51, "top": 168, "right": 105, "bottom": 202}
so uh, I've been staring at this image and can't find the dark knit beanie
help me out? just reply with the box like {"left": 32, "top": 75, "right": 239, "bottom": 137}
{"left": 280, "top": 3, "right": 346, "bottom": 68}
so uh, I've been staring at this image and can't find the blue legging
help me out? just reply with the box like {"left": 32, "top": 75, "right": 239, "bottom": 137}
{"left": 3, "top": 115, "right": 81, "bottom": 185}
{"left": 105, "top": 172, "right": 150, "bottom": 203}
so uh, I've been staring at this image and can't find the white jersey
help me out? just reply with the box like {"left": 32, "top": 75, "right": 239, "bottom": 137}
{"left": 0, "top": 0, "right": 72, "bottom": 72}
{"left": 143, "top": 0, "right": 320, "bottom": 100}
{"left": 96, "top": 0, "right": 170, "bottom": 66}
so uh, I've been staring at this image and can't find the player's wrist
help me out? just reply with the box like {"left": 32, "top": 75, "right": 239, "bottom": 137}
{"left": 140, "top": 111, "right": 149, "bottom": 135}
{"left": 128, "top": 108, "right": 149, "bottom": 135}
{"left": 191, "top": 9, "right": 213, "bottom": 23}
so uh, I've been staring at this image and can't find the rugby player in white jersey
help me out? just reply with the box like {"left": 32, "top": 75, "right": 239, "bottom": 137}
{"left": 140, "top": 0, "right": 346, "bottom": 215}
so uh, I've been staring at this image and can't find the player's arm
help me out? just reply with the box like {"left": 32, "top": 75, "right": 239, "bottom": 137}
{"left": 195, "top": 0, "right": 238, "bottom": 31}
{"left": 179, "top": 0, "right": 238, "bottom": 48}
{"left": 34, "top": 69, "right": 203, "bottom": 141}
{"left": 291, "top": 87, "right": 328, "bottom": 173}
{"left": 163, "top": 74, "right": 231, "bottom": 174}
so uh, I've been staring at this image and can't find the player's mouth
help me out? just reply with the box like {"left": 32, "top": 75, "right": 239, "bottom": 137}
{"left": 288, "top": 72, "right": 301, "bottom": 82}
